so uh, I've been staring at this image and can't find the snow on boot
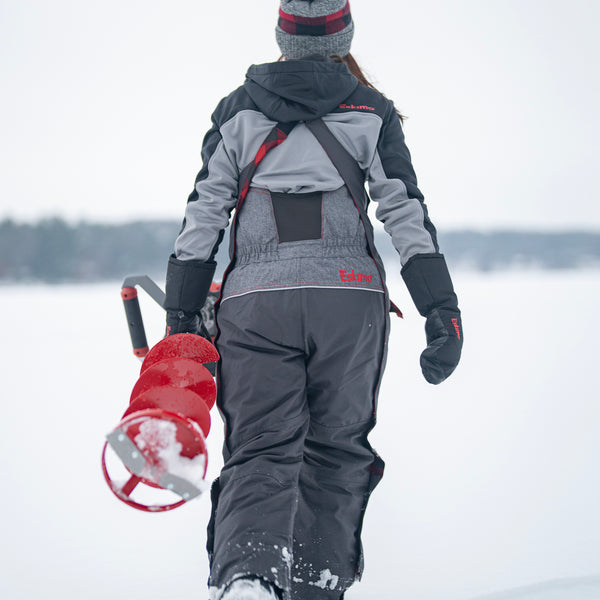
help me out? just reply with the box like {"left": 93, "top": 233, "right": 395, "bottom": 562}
{"left": 221, "top": 577, "right": 280, "bottom": 600}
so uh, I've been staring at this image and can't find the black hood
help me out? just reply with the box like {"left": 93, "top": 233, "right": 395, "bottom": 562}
{"left": 244, "top": 58, "right": 358, "bottom": 123}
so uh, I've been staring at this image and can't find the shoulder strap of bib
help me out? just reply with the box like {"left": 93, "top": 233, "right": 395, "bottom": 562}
{"left": 236, "top": 121, "right": 297, "bottom": 207}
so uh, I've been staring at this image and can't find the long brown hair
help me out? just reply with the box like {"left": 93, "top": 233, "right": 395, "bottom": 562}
{"left": 279, "top": 53, "right": 405, "bottom": 121}
{"left": 332, "top": 53, "right": 405, "bottom": 122}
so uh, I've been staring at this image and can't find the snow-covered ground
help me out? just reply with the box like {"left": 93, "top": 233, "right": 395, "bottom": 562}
{"left": 0, "top": 269, "right": 599, "bottom": 600}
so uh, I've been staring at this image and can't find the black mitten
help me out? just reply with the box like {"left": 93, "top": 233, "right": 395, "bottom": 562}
{"left": 421, "top": 305, "right": 462, "bottom": 384}
{"left": 164, "top": 255, "right": 218, "bottom": 374}
{"left": 401, "top": 253, "right": 463, "bottom": 385}
{"left": 164, "top": 253, "right": 216, "bottom": 336}
{"left": 165, "top": 309, "right": 201, "bottom": 337}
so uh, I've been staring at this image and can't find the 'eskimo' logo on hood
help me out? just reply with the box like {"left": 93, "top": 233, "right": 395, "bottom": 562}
{"left": 339, "top": 103, "right": 375, "bottom": 111}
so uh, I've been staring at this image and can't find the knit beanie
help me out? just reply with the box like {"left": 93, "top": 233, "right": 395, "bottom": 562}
{"left": 276, "top": 0, "right": 354, "bottom": 60}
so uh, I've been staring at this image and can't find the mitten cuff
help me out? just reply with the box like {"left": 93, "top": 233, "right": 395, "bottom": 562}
{"left": 164, "top": 254, "right": 216, "bottom": 314}
{"left": 401, "top": 253, "right": 458, "bottom": 316}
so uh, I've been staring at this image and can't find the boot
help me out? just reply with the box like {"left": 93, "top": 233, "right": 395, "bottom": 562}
{"left": 221, "top": 577, "right": 280, "bottom": 600}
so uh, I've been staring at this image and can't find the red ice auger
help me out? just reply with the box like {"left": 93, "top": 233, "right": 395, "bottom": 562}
{"left": 101, "top": 276, "right": 219, "bottom": 513}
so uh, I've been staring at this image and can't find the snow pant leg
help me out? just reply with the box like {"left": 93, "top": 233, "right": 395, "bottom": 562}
{"left": 208, "top": 291, "right": 310, "bottom": 598}
{"left": 290, "top": 289, "right": 387, "bottom": 600}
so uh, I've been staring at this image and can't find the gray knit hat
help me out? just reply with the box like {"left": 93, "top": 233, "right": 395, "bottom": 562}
{"left": 276, "top": 0, "right": 354, "bottom": 60}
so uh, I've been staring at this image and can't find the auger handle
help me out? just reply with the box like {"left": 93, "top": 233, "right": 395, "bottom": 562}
{"left": 121, "top": 286, "right": 149, "bottom": 357}
{"left": 121, "top": 275, "right": 167, "bottom": 358}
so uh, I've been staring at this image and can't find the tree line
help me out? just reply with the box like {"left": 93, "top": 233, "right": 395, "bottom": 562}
{"left": 1, "top": 217, "right": 599, "bottom": 283}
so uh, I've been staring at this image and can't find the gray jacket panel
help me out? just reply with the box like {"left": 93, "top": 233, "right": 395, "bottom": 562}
{"left": 175, "top": 107, "right": 436, "bottom": 267}
{"left": 175, "top": 137, "right": 239, "bottom": 261}
{"left": 369, "top": 150, "right": 437, "bottom": 264}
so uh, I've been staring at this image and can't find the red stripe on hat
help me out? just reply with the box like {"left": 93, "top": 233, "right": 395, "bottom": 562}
{"left": 325, "top": 2, "right": 350, "bottom": 23}
{"left": 279, "top": 1, "right": 350, "bottom": 28}
{"left": 325, "top": 19, "right": 343, "bottom": 35}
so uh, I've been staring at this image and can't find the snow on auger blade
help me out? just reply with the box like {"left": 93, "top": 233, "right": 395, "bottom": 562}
{"left": 102, "top": 277, "right": 219, "bottom": 513}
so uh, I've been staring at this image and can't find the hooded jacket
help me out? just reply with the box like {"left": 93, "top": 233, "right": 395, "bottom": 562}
{"left": 166, "top": 58, "right": 451, "bottom": 318}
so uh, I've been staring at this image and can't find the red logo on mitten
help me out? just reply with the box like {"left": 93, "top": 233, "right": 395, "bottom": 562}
{"left": 451, "top": 318, "right": 461, "bottom": 340}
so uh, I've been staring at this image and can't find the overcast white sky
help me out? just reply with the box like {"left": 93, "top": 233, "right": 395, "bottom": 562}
{"left": 1, "top": 0, "right": 599, "bottom": 230}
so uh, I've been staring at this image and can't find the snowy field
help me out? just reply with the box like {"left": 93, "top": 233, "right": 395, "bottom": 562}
{"left": 0, "top": 269, "right": 599, "bottom": 600}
